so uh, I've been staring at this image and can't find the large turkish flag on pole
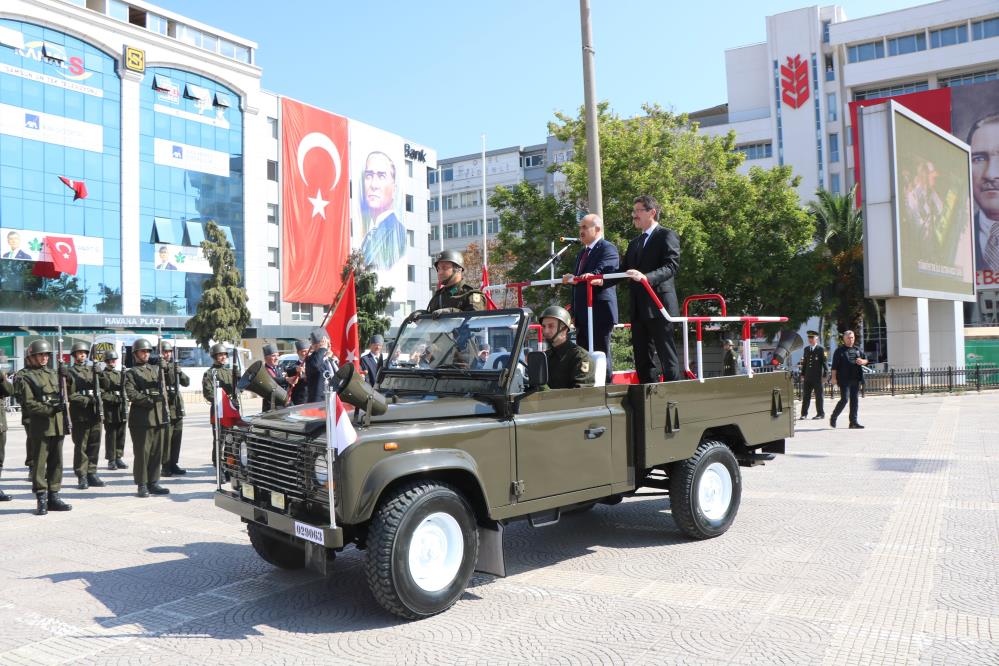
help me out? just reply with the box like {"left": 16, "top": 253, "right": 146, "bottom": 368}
{"left": 281, "top": 98, "right": 350, "bottom": 303}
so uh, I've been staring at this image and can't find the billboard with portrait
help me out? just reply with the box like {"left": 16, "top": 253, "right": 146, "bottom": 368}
{"left": 893, "top": 108, "right": 975, "bottom": 297}
{"left": 348, "top": 120, "right": 408, "bottom": 284}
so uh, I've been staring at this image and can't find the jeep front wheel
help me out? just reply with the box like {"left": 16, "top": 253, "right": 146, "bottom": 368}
{"left": 247, "top": 522, "right": 306, "bottom": 569}
{"left": 668, "top": 440, "right": 742, "bottom": 540}
{"left": 365, "top": 481, "right": 478, "bottom": 620}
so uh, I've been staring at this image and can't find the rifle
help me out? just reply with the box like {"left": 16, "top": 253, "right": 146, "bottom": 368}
{"left": 156, "top": 338, "right": 170, "bottom": 424}
{"left": 57, "top": 327, "right": 72, "bottom": 435}
{"left": 231, "top": 343, "right": 242, "bottom": 413}
{"left": 173, "top": 358, "right": 186, "bottom": 418}
{"left": 120, "top": 366, "right": 129, "bottom": 422}
{"left": 92, "top": 360, "right": 104, "bottom": 424}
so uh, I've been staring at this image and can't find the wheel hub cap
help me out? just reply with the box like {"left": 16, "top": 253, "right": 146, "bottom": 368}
{"left": 408, "top": 512, "right": 463, "bottom": 592}
{"left": 699, "top": 462, "right": 733, "bottom": 521}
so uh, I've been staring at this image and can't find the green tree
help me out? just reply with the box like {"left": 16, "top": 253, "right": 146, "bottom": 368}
{"left": 808, "top": 186, "right": 867, "bottom": 334}
{"left": 492, "top": 103, "right": 820, "bottom": 327}
{"left": 94, "top": 284, "right": 122, "bottom": 314}
{"left": 342, "top": 251, "right": 393, "bottom": 345}
{"left": 186, "top": 220, "right": 251, "bottom": 349}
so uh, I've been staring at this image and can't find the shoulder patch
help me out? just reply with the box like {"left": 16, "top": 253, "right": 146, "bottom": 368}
{"left": 470, "top": 293, "right": 482, "bottom": 304}
{"left": 580, "top": 361, "right": 590, "bottom": 373}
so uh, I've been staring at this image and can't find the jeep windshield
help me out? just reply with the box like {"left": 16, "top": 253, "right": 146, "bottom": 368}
{"left": 379, "top": 309, "right": 529, "bottom": 397}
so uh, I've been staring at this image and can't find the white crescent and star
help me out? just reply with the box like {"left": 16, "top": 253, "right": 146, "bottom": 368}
{"left": 344, "top": 314, "right": 358, "bottom": 362}
{"left": 54, "top": 241, "right": 72, "bottom": 259}
{"left": 296, "top": 132, "right": 342, "bottom": 221}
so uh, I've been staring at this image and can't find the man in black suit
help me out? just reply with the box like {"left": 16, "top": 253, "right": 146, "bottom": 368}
{"left": 359, "top": 335, "right": 384, "bottom": 386}
{"left": 306, "top": 328, "right": 338, "bottom": 403}
{"left": 799, "top": 331, "right": 827, "bottom": 420}
{"left": 562, "top": 213, "right": 619, "bottom": 382}
{"left": 620, "top": 195, "right": 681, "bottom": 383}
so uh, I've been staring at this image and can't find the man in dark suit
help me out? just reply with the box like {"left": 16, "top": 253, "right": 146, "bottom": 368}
{"left": 562, "top": 213, "right": 619, "bottom": 382}
{"left": 620, "top": 195, "right": 681, "bottom": 383}
{"left": 799, "top": 331, "right": 827, "bottom": 420}
{"left": 306, "top": 328, "right": 338, "bottom": 403}
{"left": 287, "top": 340, "right": 309, "bottom": 405}
{"left": 359, "top": 335, "right": 384, "bottom": 386}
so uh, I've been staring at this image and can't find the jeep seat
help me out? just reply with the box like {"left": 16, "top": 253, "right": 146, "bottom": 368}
{"left": 590, "top": 351, "right": 606, "bottom": 388}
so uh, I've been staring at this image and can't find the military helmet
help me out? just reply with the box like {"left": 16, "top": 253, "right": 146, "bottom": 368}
{"left": 210, "top": 343, "right": 228, "bottom": 356}
{"left": 132, "top": 338, "right": 153, "bottom": 351}
{"left": 433, "top": 249, "right": 464, "bottom": 271}
{"left": 160, "top": 341, "right": 174, "bottom": 352}
{"left": 104, "top": 350, "right": 119, "bottom": 361}
{"left": 27, "top": 339, "right": 52, "bottom": 356}
{"left": 71, "top": 341, "right": 90, "bottom": 354}
{"left": 539, "top": 306, "right": 572, "bottom": 329}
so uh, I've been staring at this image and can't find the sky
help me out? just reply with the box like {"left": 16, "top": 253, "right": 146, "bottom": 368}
{"left": 155, "top": 0, "right": 922, "bottom": 157}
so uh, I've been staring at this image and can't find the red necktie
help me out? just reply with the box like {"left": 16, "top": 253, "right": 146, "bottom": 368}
{"left": 577, "top": 247, "right": 590, "bottom": 275}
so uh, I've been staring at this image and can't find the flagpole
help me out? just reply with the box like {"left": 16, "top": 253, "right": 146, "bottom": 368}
{"left": 437, "top": 166, "right": 444, "bottom": 253}
{"left": 481, "top": 133, "right": 487, "bottom": 273}
{"left": 320, "top": 269, "right": 353, "bottom": 329}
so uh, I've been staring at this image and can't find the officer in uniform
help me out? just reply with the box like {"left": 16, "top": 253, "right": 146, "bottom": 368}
{"left": 722, "top": 339, "right": 739, "bottom": 376}
{"left": 124, "top": 338, "right": 170, "bottom": 497}
{"left": 202, "top": 343, "right": 235, "bottom": 463}
{"left": 68, "top": 341, "right": 107, "bottom": 489}
{"left": 426, "top": 250, "right": 486, "bottom": 313}
{"left": 287, "top": 340, "right": 309, "bottom": 405}
{"left": 799, "top": 330, "right": 828, "bottom": 420}
{"left": 539, "top": 306, "right": 595, "bottom": 389}
{"left": 260, "top": 344, "right": 289, "bottom": 412}
{"left": 0, "top": 366, "right": 13, "bottom": 501}
{"left": 101, "top": 350, "right": 128, "bottom": 470}
{"left": 159, "top": 341, "right": 190, "bottom": 476}
{"left": 18, "top": 339, "right": 73, "bottom": 515}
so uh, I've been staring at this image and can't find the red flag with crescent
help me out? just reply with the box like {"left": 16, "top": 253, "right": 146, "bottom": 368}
{"left": 281, "top": 98, "right": 350, "bottom": 303}
{"left": 44, "top": 235, "right": 78, "bottom": 275}
{"left": 58, "top": 176, "right": 88, "bottom": 200}
{"left": 324, "top": 271, "right": 360, "bottom": 371}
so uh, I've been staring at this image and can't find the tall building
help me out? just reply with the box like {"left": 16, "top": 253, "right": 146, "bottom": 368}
{"left": 0, "top": 0, "right": 434, "bottom": 362}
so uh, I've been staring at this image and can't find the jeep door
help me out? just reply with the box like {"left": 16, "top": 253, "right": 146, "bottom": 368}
{"left": 513, "top": 387, "right": 612, "bottom": 501}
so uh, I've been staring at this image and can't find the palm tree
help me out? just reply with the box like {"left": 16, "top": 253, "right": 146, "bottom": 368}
{"left": 809, "top": 186, "right": 867, "bottom": 336}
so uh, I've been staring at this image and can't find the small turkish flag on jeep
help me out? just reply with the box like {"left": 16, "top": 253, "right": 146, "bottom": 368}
{"left": 45, "top": 235, "right": 78, "bottom": 275}
{"left": 58, "top": 176, "right": 88, "bottom": 201}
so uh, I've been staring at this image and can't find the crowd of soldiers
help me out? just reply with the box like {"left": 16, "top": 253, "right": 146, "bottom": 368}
{"left": 0, "top": 338, "right": 195, "bottom": 515}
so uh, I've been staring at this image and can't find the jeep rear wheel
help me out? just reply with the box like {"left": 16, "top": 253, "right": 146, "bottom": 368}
{"left": 247, "top": 522, "right": 306, "bottom": 569}
{"left": 669, "top": 440, "right": 741, "bottom": 540}
{"left": 365, "top": 481, "right": 478, "bottom": 620}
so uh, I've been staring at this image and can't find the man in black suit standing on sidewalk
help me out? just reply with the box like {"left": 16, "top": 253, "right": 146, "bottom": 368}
{"left": 562, "top": 213, "right": 619, "bottom": 382}
{"left": 799, "top": 330, "right": 828, "bottom": 420}
{"left": 620, "top": 195, "right": 681, "bottom": 383}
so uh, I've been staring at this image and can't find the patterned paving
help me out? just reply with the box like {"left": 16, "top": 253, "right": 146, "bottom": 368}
{"left": 0, "top": 393, "right": 996, "bottom": 664}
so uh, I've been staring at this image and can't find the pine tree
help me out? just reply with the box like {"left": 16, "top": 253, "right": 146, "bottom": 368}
{"left": 342, "top": 251, "right": 394, "bottom": 345}
{"left": 185, "top": 221, "right": 251, "bottom": 349}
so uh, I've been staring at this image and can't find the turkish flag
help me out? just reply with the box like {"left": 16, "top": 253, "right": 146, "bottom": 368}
{"left": 212, "top": 386, "right": 243, "bottom": 427}
{"left": 281, "top": 98, "right": 350, "bottom": 303}
{"left": 32, "top": 262, "right": 61, "bottom": 278}
{"left": 44, "top": 236, "right": 78, "bottom": 275}
{"left": 58, "top": 176, "right": 88, "bottom": 200}
{"left": 327, "top": 393, "right": 358, "bottom": 454}
{"left": 324, "top": 271, "right": 360, "bottom": 370}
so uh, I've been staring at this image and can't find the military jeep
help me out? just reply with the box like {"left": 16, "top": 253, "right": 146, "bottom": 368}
{"left": 215, "top": 308, "right": 792, "bottom": 619}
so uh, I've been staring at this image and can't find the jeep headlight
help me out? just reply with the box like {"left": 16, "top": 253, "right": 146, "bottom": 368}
{"left": 314, "top": 453, "right": 328, "bottom": 486}
{"left": 239, "top": 440, "right": 248, "bottom": 467}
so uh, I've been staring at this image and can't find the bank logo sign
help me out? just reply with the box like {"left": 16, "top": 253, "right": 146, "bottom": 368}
{"left": 780, "top": 54, "right": 810, "bottom": 110}
{"left": 154, "top": 138, "right": 230, "bottom": 177}
{"left": 0, "top": 103, "right": 103, "bottom": 152}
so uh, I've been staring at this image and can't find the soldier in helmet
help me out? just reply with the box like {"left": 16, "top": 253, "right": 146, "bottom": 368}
{"left": 426, "top": 250, "right": 486, "bottom": 313}
{"left": 539, "top": 306, "right": 595, "bottom": 389}
{"left": 159, "top": 341, "right": 190, "bottom": 476}
{"left": 0, "top": 361, "right": 13, "bottom": 501}
{"left": 124, "top": 338, "right": 170, "bottom": 497}
{"left": 101, "top": 349, "right": 128, "bottom": 470}
{"left": 17, "top": 339, "right": 74, "bottom": 515}
{"left": 67, "top": 341, "right": 107, "bottom": 489}
{"left": 202, "top": 343, "right": 235, "bottom": 463}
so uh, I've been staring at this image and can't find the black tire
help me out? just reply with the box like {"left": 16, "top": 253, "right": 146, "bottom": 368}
{"left": 365, "top": 481, "right": 478, "bottom": 620}
{"left": 668, "top": 439, "right": 742, "bottom": 540}
{"left": 247, "top": 522, "right": 306, "bottom": 570}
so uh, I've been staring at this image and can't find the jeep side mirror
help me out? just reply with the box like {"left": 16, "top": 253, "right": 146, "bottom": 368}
{"left": 526, "top": 351, "right": 548, "bottom": 387}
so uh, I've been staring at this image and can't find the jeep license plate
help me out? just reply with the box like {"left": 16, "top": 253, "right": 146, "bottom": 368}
{"left": 294, "top": 522, "right": 325, "bottom": 546}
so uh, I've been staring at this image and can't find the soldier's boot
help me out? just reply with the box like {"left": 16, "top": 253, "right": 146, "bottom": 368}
{"left": 35, "top": 491, "right": 48, "bottom": 515}
{"left": 160, "top": 466, "right": 173, "bottom": 478}
{"left": 136, "top": 484, "right": 150, "bottom": 498}
{"left": 148, "top": 483, "right": 170, "bottom": 496}
{"left": 107, "top": 461, "right": 117, "bottom": 471}
{"left": 27, "top": 467, "right": 33, "bottom": 482}
{"left": 115, "top": 458, "right": 128, "bottom": 470}
{"left": 172, "top": 465, "right": 187, "bottom": 476}
{"left": 86, "top": 473, "right": 106, "bottom": 488}
{"left": 48, "top": 493, "right": 72, "bottom": 512}
{"left": 77, "top": 475, "right": 89, "bottom": 490}
{"left": 0, "top": 488, "right": 10, "bottom": 502}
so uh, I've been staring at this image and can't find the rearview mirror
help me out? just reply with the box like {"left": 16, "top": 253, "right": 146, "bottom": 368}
{"left": 526, "top": 351, "right": 548, "bottom": 388}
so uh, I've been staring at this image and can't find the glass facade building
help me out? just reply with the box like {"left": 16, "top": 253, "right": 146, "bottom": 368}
{"left": 138, "top": 67, "right": 243, "bottom": 315}
{"left": 0, "top": 20, "right": 121, "bottom": 313}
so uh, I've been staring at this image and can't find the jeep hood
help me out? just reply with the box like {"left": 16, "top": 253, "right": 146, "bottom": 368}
{"left": 245, "top": 394, "right": 497, "bottom": 438}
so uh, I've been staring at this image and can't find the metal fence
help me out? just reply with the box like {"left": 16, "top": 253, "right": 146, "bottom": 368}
{"left": 794, "top": 365, "right": 999, "bottom": 399}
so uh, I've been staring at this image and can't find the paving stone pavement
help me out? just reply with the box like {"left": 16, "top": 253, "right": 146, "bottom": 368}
{"left": 0, "top": 392, "right": 997, "bottom": 665}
